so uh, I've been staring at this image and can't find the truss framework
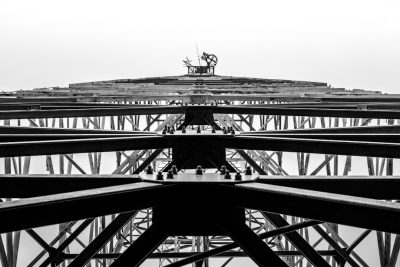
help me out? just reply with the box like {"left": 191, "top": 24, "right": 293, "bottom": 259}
{"left": 1, "top": 74, "right": 400, "bottom": 267}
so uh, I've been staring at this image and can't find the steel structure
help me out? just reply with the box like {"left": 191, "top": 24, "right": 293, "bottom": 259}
{"left": 1, "top": 67, "right": 400, "bottom": 267}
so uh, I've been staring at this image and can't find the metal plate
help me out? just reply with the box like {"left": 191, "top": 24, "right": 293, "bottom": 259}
{"left": 140, "top": 172, "right": 258, "bottom": 184}
{"left": 158, "top": 130, "right": 237, "bottom": 136}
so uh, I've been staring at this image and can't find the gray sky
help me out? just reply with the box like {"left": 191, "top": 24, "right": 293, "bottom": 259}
{"left": 0, "top": 0, "right": 400, "bottom": 93}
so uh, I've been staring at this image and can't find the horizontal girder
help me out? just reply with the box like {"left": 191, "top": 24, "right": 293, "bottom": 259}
{"left": 1, "top": 181, "right": 400, "bottom": 235}
{"left": 1, "top": 104, "right": 400, "bottom": 119}
{"left": 1, "top": 134, "right": 400, "bottom": 158}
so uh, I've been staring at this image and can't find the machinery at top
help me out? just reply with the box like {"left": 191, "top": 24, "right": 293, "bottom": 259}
{"left": 183, "top": 52, "right": 218, "bottom": 75}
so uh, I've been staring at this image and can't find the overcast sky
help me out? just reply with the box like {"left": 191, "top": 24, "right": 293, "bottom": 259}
{"left": 0, "top": 0, "right": 399, "bottom": 93}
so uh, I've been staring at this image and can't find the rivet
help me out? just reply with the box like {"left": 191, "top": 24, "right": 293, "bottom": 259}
{"left": 196, "top": 165, "right": 203, "bottom": 175}
{"left": 224, "top": 170, "right": 231, "bottom": 179}
{"left": 146, "top": 165, "right": 153, "bottom": 174}
{"left": 156, "top": 171, "right": 164, "bottom": 180}
{"left": 167, "top": 170, "right": 174, "bottom": 179}
{"left": 235, "top": 172, "right": 242, "bottom": 181}
{"left": 245, "top": 166, "right": 252, "bottom": 175}
{"left": 171, "top": 165, "right": 178, "bottom": 174}
{"left": 220, "top": 165, "right": 227, "bottom": 175}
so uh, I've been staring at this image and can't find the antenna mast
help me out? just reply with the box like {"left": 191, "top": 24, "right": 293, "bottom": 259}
{"left": 196, "top": 45, "right": 201, "bottom": 65}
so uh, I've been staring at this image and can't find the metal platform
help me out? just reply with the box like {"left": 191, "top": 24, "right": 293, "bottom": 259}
{"left": 140, "top": 172, "right": 258, "bottom": 184}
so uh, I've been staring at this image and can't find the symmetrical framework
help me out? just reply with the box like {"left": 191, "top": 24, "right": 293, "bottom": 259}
{"left": 1, "top": 70, "right": 400, "bottom": 267}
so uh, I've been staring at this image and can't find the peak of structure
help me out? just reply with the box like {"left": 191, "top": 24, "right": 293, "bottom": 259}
{"left": 183, "top": 51, "right": 218, "bottom": 75}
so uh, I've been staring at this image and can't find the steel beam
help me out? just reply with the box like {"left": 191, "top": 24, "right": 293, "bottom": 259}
{"left": 226, "top": 135, "right": 400, "bottom": 158}
{"left": 167, "top": 219, "right": 320, "bottom": 267}
{"left": 232, "top": 183, "right": 400, "bottom": 234}
{"left": 110, "top": 223, "right": 167, "bottom": 267}
{"left": 211, "top": 105, "right": 400, "bottom": 119}
{"left": 0, "top": 133, "right": 151, "bottom": 142}
{"left": 346, "top": 230, "right": 371, "bottom": 253}
{"left": 26, "top": 221, "right": 77, "bottom": 267}
{"left": 313, "top": 225, "right": 360, "bottom": 267}
{"left": 68, "top": 211, "right": 138, "bottom": 267}
{"left": 258, "top": 176, "right": 400, "bottom": 199}
{"left": 3, "top": 105, "right": 400, "bottom": 120}
{"left": 39, "top": 219, "right": 93, "bottom": 267}
{"left": 0, "top": 175, "right": 140, "bottom": 198}
{"left": 218, "top": 220, "right": 288, "bottom": 267}
{"left": 241, "top": 132, "right": 400, "bottom": 142}
{"left": 236, "top": 149, "right": 267, "bottom": 175}
{"left": 60, "top": 250, "right": 339, "bottom": 259}
{"left": 0, "top": 106, "right": 184, "bottom": 119}
{"left": 262, "top": 212, "right": 330, "bottom": 267}
{"left": 0, "top": 125, "right": 147, "bottom": 134}
{"left": 0, "top": 182, "right": 170, "bottom": 233}
{"left": 2, "top": 134, "right": 400, "bottom": 158}
{"left": 133, "top": 148, "right": 164, "bottom": 174}
{"left": 240, "top": 133, "right": 400, "bottom": 143}
{"left": 0, "top": 135, "right": 166, "bottom": 157}
{"left": 243, "top": 124, "right": 400, "bottom": 134}
{"left": 25, "top": 229, "right": 53, "bottom": 252}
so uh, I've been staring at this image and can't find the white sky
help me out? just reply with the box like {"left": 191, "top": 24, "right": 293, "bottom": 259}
{"left": 0, "top": 0, "right": 400, "bottom": 93}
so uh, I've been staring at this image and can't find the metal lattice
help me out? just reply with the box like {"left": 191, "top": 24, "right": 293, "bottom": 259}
{"left": 1, "top": 72, "right": 400, "bottom": 267}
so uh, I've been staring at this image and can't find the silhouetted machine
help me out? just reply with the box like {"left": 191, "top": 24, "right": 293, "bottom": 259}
{"left": 183, "top": 52, "right": 218, "bottom": 75}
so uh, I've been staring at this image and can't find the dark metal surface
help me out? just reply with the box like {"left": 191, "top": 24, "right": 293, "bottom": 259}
{"left": 2, "top": 104, "right": 400, "bottom": 120}
{"left": 0, "top": 182, "right": 167, "bottom": 233}
{"left": 0, "top": 175, "right": 139, "bottom": 198}
{"left": 258, "top": 176, "right": 400, "bottom": 199}
{"left": 242, "top": 124, "right": 400, "bottom": 134}
{"left": 2, "top": 134, "right": 400, "bottom": 158}
{"left": 232, "top": 183, "right": 400, "bottom": 234}
{"left": 0, "top": 125, "right": 147, "bottom": 134}
{"left": 61, "top": 250, "right": 339, "bottom": 259}
{"left": 2, "top": 179, "right": 399, "bottom": 235}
